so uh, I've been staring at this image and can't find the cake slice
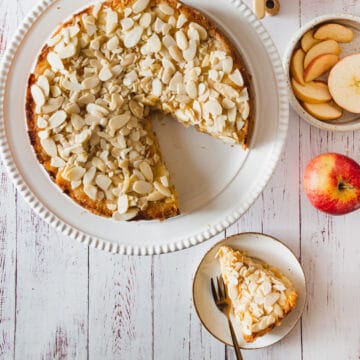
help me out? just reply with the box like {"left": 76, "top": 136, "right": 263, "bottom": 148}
{"left": 216, "top": 245, "right": 297, "bottom": 342}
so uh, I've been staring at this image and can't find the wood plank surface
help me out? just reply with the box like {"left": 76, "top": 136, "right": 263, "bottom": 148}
{"left": 0, "top": 0, "right": 359, "bottom": 359}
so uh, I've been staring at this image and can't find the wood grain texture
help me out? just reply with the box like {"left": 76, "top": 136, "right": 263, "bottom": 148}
{"left": 153, "top": 234, "right": 225, "bottom": 360}
{"left": 0, "top": 0, "right": 360, "bottom": 359}
{"left": 88, "top": 251, "right": 152, "bottom": 360}
{"left": 299, "top": 2, "right": 360, "bottom": 359}
{"left": 0, "top": 165, "right": 16, "bottom": 359}
{"left": 15, "top": 197, "right": 88, "bottom": 360}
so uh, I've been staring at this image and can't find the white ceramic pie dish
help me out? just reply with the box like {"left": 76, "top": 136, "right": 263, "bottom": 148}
{"left": 192, "top": 232, "right": 306, "bottom": 349}
{"left": 0, "top": 0, "right": 288, "bottom": 255}
{"left": 284, "top": 14, "right": 360, "bottom": 132}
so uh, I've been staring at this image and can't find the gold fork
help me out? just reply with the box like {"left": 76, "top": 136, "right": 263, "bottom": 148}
{"left": 211, "top": 276, "right": 243, "bottom": 360}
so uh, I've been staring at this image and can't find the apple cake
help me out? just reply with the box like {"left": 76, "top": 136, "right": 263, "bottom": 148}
{"left": 216, "top": 245, "right": 297, "bottom": 342}
{"left": 26, "top": 0, "right": 253, "bottom": 221}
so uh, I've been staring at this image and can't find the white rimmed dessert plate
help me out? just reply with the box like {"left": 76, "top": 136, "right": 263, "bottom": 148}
{"left": 192, "top": 232, "right": 306, "bottom": 349}
{"left": 0, "top": 0, "right": 288, "bottom": 255}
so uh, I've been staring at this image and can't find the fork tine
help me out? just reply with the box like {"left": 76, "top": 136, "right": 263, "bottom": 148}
{"left": 221, "top": 275, "right": 227, "bottom": 298}
{"left": 217, "top": 276, "right": 224, "bottom": 299}
{"left": 219, "top": 275, "right": 226, "bottom": 298}
{"left": 210, "top": 277, "right": 218, "bottom": 303}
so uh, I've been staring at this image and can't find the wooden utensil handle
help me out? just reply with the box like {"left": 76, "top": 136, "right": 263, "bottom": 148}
{"left": 253, "top": 0, "right": 265, "bottom": 19}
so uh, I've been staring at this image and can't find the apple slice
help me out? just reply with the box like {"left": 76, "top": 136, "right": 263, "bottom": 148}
{"left": 291, "top": 78, "right": 332, "bottom": 104}
{"left": 314, "top": 23, "right": 354, "bottom": 43}
{"left": 301, "top": 30, "right": 321, "bottom": 52}
{"left": 304, "top": 53, "right": 339, "bottom": 82}
{"left": 291, "top": 49, "right": 306, "bottom": 84}
{"left": 303, "top": 101, "right": 343, "bottom": 120}
{"left": 328, "top": 53, "right": 360, "bottom": 113}
{"left": 304, "top": 40, "right": 341, "bottom": 68}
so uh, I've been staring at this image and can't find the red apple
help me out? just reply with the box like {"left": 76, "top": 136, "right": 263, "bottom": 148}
{"left": 304, "top": 153, "right": 360, "bottom": 215}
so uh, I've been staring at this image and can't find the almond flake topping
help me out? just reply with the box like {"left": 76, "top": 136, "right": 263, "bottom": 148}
{"left": 30, "top": 0, "right": 250, "bottom": 220}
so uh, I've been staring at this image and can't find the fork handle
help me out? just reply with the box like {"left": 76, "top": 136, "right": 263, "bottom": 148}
{"left": 228, "top": 318, "right": 243, "bottom": 360}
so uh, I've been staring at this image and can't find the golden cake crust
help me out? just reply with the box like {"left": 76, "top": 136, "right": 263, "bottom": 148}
{"left": 26, "top": 0, "right": 253, "bottom": 220}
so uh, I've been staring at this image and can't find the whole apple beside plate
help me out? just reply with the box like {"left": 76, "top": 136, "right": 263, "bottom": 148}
{"left": 304, "top": 153, "right": 360, "bottom": 215}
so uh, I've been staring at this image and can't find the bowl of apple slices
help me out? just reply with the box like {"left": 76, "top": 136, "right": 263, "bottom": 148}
{"left": 284, "top": 14, "right": 360, "bottom": 131}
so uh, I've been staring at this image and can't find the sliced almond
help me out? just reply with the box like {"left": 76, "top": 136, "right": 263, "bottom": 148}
{"left": 204, "top": 99, "right": 222, "bottom": 116}
{"left": 175, "top": 30, "right": 188, "bottom": 51}
{"left": 183, "top": 40, "right": 197, "bottom": 61}
{"left": 160, "top": 176, "right": 169, "bottom": 187}
{"left": 42, "top": 97, "right": 64, "bottom": 114}
{"left": 99, "top": 66, "right": 113, "bottom": 81}
{"left": 83, "top": 167, "right": 96, "bottom": 186}
{"left": 109, "top": 113, "right": 131, "bottom": 131}
{"left": 169, "top": 72, "right": 183, "bottom": 92}
{"left": 213, "top": 83, "right": 239, "bottom": 99}
{"left": 241, "top": 101, "right": 250, "bottom": 120}
{"left": 152, "top": 78, "right": 163, "bottom": 97}
{"left": 222, "top": 57, "right": 233, "bottom": 73}
{"left": 64, "top": 166, "right": 86, "bottom": 182}
{"left": 95, "top": 174, "right": 112, "bottom": 191}
{"left": 82, "top": 76, "right": 100, "bottom": 89}
{"left": 147, "top": 191, "right": 165, "bottom": 201}
{"left": 154, "top": 17, "right": 165, "bottom": 33}
{"left": 107, "top": 35, "right": 120, "bottom": 51}
{"left": 161, "top": 68, "right": 173, "bottom": 84}
{"left": 37, "top": 75, "right": 50, "bottom": 97}
{"left": 124, "top": 26, "right": 143, "bottom": 48}
{"left": 37, "top": 117, "right": 48, "bottom": 129}
{"left": 154, "top": 181, "right": 171, "bottom": 197}
{"left": 31, "top": 85, "right": 45, "bottom": 107}
{"left": 47, "top": 34, "right": 62, "bottom": 47}
{"left": 185, "top": 80, "right": 197, "bottom": 99}
{"left": 132, "top": 0, "right": 150, "bottom": 14}
{"left": 133, "top": 180, "right": 152, "bottom": 194}
{"left": 187, "top": 28, "right": 200, "bottom": 43}
{"left": 147, "top": 33, "right": 162, "bottom": 53}
{"left": 139, "top": 161, "right": 153, "bottom": 182}
{"left": 162, "top": 34, "right": 176, "bottom": 48}
{"left": 176, "top": 13, "right": 188, "bottom": 29}
{"left": 139, "top": 12, "right": 152, "bottom": 28}
{"left": 57, "top": 43, "right": 77, "bottom": 59}
{"left": 129, "top": 100, "right": 144, "bottom": 118}
{"left": 105, "top": 9, "right": 118, "bottom": 34}
{"left": 117, "top": 194, "right": 129, "bottom": 214}
{"left": 121, "top": 18, "right": 134, "bottom": 31}
{"left": 40, "top": 138, "right": 57, "bottom": 157}
{"left": 84, "top": 184, "right": 97, "bottom": 200}
{"left": 50, "top": 157, "right": 66, "bottom": 168}
{"left": 71, "top": 114, "right": 85, "bottom": 131}
{"left": 229, "top": 69, "right": 244, "bottom": 87}
{"left": 48, "top": 110, "right": 67, "bottom": 129}
{"left": 189, "top": 22, "right": 207, "bottom": 40}
{"left": 222, "top": 98, "right": 235, "bottom": 109}
{"left": 87, "top": 103, "right": 109, "bottom": 116}
{"left": 158, "top": 3, "right": 174, "bottom": 15}
{"left": 47, "top": 52, "right": 64, "bottom": 71}
{"left": 113, "top": 208, "right": 138, "bottom": 221}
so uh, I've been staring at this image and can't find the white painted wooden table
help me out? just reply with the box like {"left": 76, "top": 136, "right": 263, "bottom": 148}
{"left": 1, "top": 0, "right": 360, "bottom": 359}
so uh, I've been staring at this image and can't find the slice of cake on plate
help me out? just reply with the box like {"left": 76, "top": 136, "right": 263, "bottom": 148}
{"left": 216, "top": 245, "right": 297, "bottom": 342}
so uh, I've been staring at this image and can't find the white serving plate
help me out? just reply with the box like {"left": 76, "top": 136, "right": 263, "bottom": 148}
{"left": 0, "top": 0, "right": 288, "bottom": 255}
{"left": 284, "top": 14, "right": 360, "bottom": 131}
{"left": 192, "top": 233, "right": 306, "bottom": 349}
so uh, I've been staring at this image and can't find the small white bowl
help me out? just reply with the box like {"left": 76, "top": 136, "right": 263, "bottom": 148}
{"left": 192, "top": 232, "right": 306, "bottom": 349}
{"left": 284, "top": 14, "right": 360, "bottom": 131}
